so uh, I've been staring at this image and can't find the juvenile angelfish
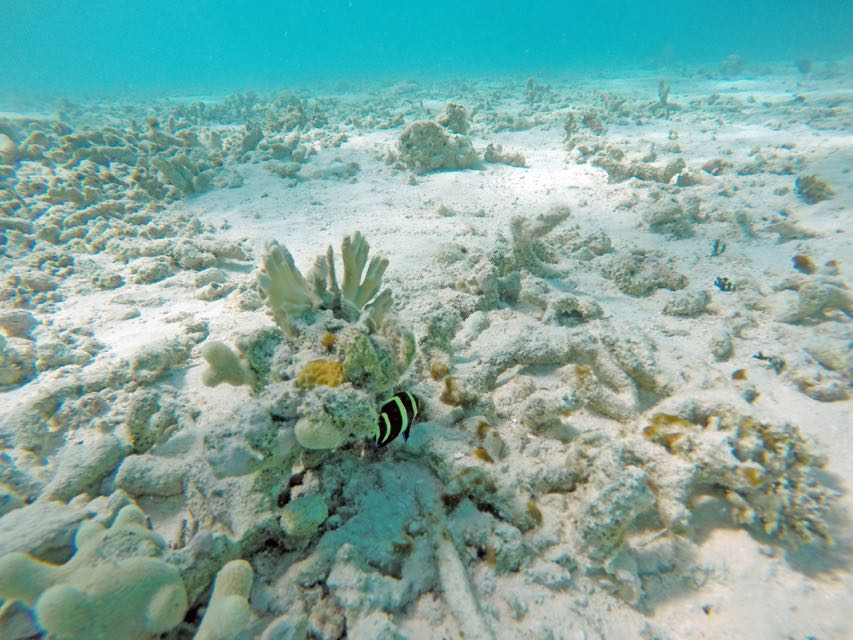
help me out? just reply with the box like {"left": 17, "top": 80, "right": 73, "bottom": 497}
{"left": 375, "top": 391, "right": 421, "bottom": 447}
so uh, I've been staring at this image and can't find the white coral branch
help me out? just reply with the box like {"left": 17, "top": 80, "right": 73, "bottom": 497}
{"left": 257, "top": 233, "right": 391, "bottom": 334}
{"left": 257, "top": 241, "right": 318, "bottom": 335}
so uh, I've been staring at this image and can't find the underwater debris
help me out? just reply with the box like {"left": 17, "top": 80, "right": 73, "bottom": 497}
{"left": 713, "top": 276, "right": 736, "bottom": 292}
{"left": 795, "top": 175, "right": 834, "bottom": 204}
{"left": 710, "top": 238, "right": 727, "bottom": 257}
{"left": 753, "top": 351, "right": 785, "bottom": 374}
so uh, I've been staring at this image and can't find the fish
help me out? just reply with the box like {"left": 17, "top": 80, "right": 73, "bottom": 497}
{"left": 374, "top": 391, "right": 421, "bottom": 447}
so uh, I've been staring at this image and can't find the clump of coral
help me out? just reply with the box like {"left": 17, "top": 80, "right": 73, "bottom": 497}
{"left": 257, "top": 230, "right": 391, "bottom": 336}
{"left": 0, "top": 504, "right": 252, "bottom": 640}
{"left": 205, "top": 231, "right": 417, "bottom": 452}
{"left": 394, "top": 120, "right": 478, "bottom": 174}
{"left": 638, "top": 400, "right": 836, "bottom": 545}
{"left": 795, "top": 175, "right": 834, "bottom": 204}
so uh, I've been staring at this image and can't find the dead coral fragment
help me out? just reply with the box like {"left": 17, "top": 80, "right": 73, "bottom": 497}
{"left": 484, "top": 143, "right": 526, "bottom": 167}
{"left": 436, "top": 102, "right": 471, "bottom": 134}
{"left": 607, "top": 249, "right": 688, "bottom": 297}
{"left": 397, "top": 120, "right": 478, "bottom": 174}
{"left": 795, "top": 175, "right": 834, "bottom": 204}
{"left": 508, "top": 206, "right": 572, "bottom": 276}
{"left": 296, "top": 359, "right": 346, "bottom": 389}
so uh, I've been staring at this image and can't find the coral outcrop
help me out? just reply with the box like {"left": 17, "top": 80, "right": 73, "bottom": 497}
{"left": 395, "top": 120, "right": 478, "bottom": 174}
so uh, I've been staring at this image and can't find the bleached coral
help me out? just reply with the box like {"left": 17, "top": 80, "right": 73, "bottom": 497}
{"left": 200, "top": 341, "right": 256, "bottom": 388}
{"left": 248, "top": 232, "right": 415, "bottom": 451}
{"left": 194, "top": 560, "right": 254, "bottom": 640}
{"left": 257, "top": 230, "right": 391, "bottom": 335}
{"left": 0, "top": 505, "right": 187, "bottom": 640}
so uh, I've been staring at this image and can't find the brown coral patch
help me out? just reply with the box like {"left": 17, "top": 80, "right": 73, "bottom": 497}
{"left": 320, "top": 332, "right": 337, "bottom": 352}
{"left": 476, "top": 421, "right": 492, "bottom": 439}
{"left": 430, "top": 361, "right": 450, "bottom": 380}
{"left": 643, "top": 413, "right": 696, "bottom": 452}
{"left": 472, "top": 447, "right": 494, "bottom": 463}
{"left": 792, "top": 254, "right": 818, "bottom": 275}
{"left": 440, "top": 376, "right": 477, "bottom": 408}
{"left": 527, "top": 499, "right": 543, "bottom": 526}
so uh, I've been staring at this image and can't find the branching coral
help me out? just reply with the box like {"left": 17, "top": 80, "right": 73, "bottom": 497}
{"left": 507, "top": 206, "right": 572, "bottom": 277}
{"left": 257, "top": 241, "right": 317, "bottom": 336}
{"left": 257, "top": 231, "right": 391, "bottom": 335}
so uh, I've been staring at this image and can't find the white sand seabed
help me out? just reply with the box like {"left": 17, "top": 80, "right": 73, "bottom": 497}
{"left": 1, "top": 69, "right": 851, "bottom": 639}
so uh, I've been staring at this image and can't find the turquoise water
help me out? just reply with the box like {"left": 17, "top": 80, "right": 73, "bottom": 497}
{"left": 3, "top": 0, "right": 852, "bottom": 97}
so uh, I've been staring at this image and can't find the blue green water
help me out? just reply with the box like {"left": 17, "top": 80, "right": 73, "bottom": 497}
{"left": 3, "top": 0, "right": 852, "bottom": 98}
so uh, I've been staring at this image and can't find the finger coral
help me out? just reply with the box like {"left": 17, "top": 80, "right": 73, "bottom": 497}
{"left": 0, "top": 505, "right": 187, "bottom": 640}
{"left": 257, "top": 231, "right": 391, "bottom": 335}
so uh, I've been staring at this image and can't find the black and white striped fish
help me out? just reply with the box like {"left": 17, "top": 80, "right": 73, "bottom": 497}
{"left": 374, "top": 391, "right": 421, "bottom": 447}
